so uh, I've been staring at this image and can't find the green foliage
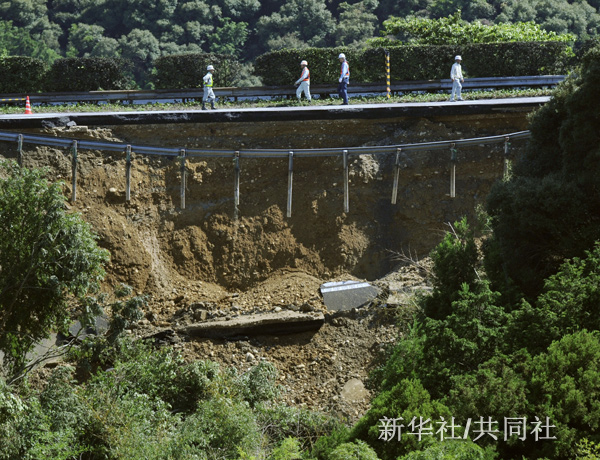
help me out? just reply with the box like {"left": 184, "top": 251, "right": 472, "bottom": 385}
{"left": 152, "top": 53, "right": 244, "bottom": 88}
{"left": 238, "top": 360, "right": 280, "bottom": 407}
{"left": 85, "top": 340, "right": 221, "bottom": 414}
{"left": 255, "top": 41, "right": 570, "bottom": 86}
{"left": 423, "top": 218, "right": 479, "bottom": 319}
{"left": 528, "top": 331, "right": 600, "bottom": 458}
{"left": 328, "top": 440, "right": 380, "bottom": 460}
{"left": 335, "top": 0, "right": 379, "bottom": 48}
{"left": 169, "top": 397, "right": 264, "bottom": 460}
{"left": 46, "top": 57, "right": 133, "bottom": 91}
{"left": 0, "top": 161, "right": 108, "bottom": 376}
{"left": 486, "top": 44, "right": 600, "bottom": 300}
{"left": 525, "top": 242, "right": 600, "bottom": 346}
{"left": 376, "top": 11, "right": 575, "bottom": 45}
{"left": 397, "top": 440, "right": 495, "bottom": 459}
{"left": 256, "top": 403, "right": 342, "bottom": 451}
{"left": 0, "top": 377, "right": 26, "bottom": 459}
{"left": 577, "top": 438, "right": 600, "bottom": 459}
{"left": 308, "top": 424, "right": 351, "bottom": 460}
{"left": 269, "top": 437, "right": 303, "bottom": 460}
{"left": 0, "top": 20, "right": 59, "bottom": 64}
{"left": 351, "top": 379, "right": 452, "bottom": 460}
{"left": 255, "top": 0, "right": 336, "bottom": 53}
{"left": 446, "top": 351, "right": 532, "bottom": 429}
{"left": 0, "top": 55, "right": 48, "bottom": 93}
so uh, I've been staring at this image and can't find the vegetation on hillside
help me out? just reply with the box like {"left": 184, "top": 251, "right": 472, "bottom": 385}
{"left": 0, "top": 0, "right": 597, "bottom": 87}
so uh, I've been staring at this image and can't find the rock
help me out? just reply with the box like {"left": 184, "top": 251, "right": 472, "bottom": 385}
{"left": 340, "top": 378, "right": 369, "bottom": 403}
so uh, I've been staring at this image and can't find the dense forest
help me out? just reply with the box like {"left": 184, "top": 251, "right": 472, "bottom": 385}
{"left": 1, "top": 0, "right": 600, "bottom": 78}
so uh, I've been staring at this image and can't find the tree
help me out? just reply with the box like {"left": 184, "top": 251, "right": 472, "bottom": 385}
{"left": 255, "top": 0, "right": 336, "bottom": 54}
{"left": 336, "top": 0, "right": 379, "bottom": 47}
{"left": 0, "top": 161, "right": 108, "bottom": 376}
{"left": 486, "top": 44, "right": 600, "bottom": 299}
{"left": 0, "top": 20, "right": 60, "bottom": 63}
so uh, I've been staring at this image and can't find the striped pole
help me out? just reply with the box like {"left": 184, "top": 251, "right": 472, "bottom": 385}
{"left": 385, "top": 50, "right": 391, "bottom": 99}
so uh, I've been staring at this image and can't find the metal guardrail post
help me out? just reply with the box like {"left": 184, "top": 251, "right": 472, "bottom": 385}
{"left": 180, "top": 148, "right": 187, "bottom": 209}
{"left": 287, "top": 150, "right": 294, "bottom": 218}
{"left": 234, "top": 151, "right": 240, "bottom": 220}
{"left": 17, "top": 134, "right": 23, "bottom": 166}
{"left": 503, "top": 137, "right": 511, "bottom": 180}
{"left": 125, "top": 145, "right": 131, "bottom": 202}
{"left": 343, "top": 150, "right": 349, "bottom": 213}
{"left": 450, "top": 143, "right": 457, "bottom": 198}
{"left": 71, "top": 140, "right": 78, "bottom": 203}
{"left": 392, "top": 148, "right": 401, "bottom": 204}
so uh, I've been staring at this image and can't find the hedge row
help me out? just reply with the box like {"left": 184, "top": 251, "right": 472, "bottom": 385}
{"left": 254, "top": 42, "right": 572, "bottom": 86}
{"left": 0, "top": 42, "right": 573, "bottom": 94}
{"left": 152, "top": 53, "right": 242, "bottom": 89}
{"left": 0, "top": 56, "right": 132, "bottom": 93}
{"left": 0, "top": 54, "right": 241, "bottom": 94}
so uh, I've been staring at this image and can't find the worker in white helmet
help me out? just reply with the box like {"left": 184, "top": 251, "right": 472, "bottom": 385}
{"left": 202, "top": 64, "right": 216, "bottom": 110}
{"left": 294, "top": 60, "right": 311, "bottom": 103}
{"left": 337, "top": 53, "right": 350, "bottom": 105}
{"left": 449, "top": 55, "right": 464, "bottom": 102}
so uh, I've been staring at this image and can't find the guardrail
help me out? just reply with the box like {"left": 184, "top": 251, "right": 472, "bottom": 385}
{"left": 0, "top": 75, "right": 564, "bottom": 105}
{"left": 0, "top": 129, "right": 530, "bottom": 217}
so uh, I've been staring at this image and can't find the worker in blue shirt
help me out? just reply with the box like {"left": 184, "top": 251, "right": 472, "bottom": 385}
{"left": 338, "top": 53, "right": 350, "bottom": 105}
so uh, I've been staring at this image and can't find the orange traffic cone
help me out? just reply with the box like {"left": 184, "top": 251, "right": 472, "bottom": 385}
{"left": 25, "top": 96, "right": 32, "bottom": 114}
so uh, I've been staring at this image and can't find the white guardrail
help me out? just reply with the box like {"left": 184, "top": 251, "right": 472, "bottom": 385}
{"left": 0, "top": 129, "right": 531, "bottom": 216}
{"left": 0, "top": 76, "right": 565, "bottom": 104}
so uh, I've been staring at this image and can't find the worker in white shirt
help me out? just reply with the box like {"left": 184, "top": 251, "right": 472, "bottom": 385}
{"left": 450, "top": 55, "right": 464, "bottom": 102}
{"left": 202, "top": 64, "right": 216, "bottom": 110}
{"left": 338, "top": 53, "right": 350, "bottom": 105}
{"left": 294, "top": 60, "right": 311, "bottom": 102}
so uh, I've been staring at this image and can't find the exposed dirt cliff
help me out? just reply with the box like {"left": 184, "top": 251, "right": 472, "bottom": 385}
{"left": 1, "top": 110, "right": 530, "bottom": 421}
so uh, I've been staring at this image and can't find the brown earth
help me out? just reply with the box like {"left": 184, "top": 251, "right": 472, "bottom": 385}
{"left": 0, "top": 111, "right": 530, "bottom": 422}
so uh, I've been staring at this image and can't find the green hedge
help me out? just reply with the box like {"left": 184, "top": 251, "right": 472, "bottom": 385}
{"left": 0, "top": 57, "right": 48, "bottom": 93}
{"left": 46, "top": 57, "right": 132, "bottom": 92}
{"left": 152, "top": 53, "right": 243, "bottom": 89}
{"left": 255, "top": 42, "right": 571, "bottom": 86}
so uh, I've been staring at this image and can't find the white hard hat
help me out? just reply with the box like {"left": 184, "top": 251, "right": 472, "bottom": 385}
{"left": 455, "top": 55, "right": 462, "bottom": 61}
{"left": 300, "top": 60, "right": 308, "bottom": 66}
{"left": 338, "top": 53, "right": 345, "bottom": 59}
{"left": 207, "top": 65, "right": 214, "bottom": 70}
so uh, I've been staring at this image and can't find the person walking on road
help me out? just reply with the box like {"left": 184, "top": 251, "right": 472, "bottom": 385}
{"left": 450, "top": 55, "right": 464, "bottom": 102}
{"left": 338, "top": 53, "right": 350, "bottom": 105}
{"left": 294, "top": 60, "right": 312, "bottom": 103}
{"left": 202, "top": 64, "right": 216, "bottom": 110}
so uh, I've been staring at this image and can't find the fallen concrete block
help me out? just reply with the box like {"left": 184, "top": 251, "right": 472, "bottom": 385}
{"left": 178, "top": 310, "right": 325, "bottom": 339}
{"left": 320, "top": 280, "right": 380, "bottom": 311}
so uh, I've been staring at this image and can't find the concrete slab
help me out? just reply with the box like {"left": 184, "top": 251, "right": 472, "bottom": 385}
{"left": 320, "top": 280, "right": 381, "bottom": 311}
{"left": 178, "top": 310, "right": 324, "bottom": 339}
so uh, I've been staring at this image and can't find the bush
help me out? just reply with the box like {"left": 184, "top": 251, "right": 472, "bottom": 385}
{"left": 328, "top": 440, "right": 380, "bottom": 460}
{"left": 85, "top": 340, "right": 221, "bottom": 414}
{"left": 0, "top": 56, "right": 48, "bottom": 93}
{"left": 423, "top": 218, "right": 479, "bottom": 320}
{"left": 397, "top": 440, "right": 495, "bottom": 459}
{"left": 46, "top": 57, "right": 132, "bottom": 91}
{"left": 168, "top": 397, "right": 264, "bottom": 460}
{"left": 152, "top": 53, "right": 243, "bottom": 89}
{"left": 351, "top": 379, "right": 452, "bottom": 460}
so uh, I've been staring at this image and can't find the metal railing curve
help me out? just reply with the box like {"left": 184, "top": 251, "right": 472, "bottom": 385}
{"left": 0, "top": 128, "right": 530, "bottom": 217}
